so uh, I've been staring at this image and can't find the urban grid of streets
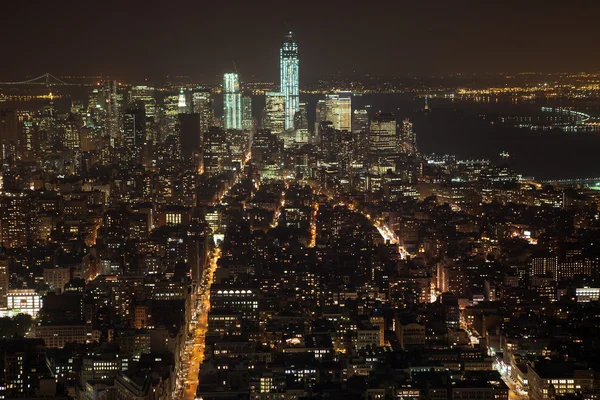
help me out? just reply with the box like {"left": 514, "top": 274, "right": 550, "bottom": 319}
{"left": 171, "top": 170, "right": 527, "bottom": 400}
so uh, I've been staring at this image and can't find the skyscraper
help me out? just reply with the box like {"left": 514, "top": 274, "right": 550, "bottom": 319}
{"left": 123, "top": 105, "right": 147, "bottom": 160}
{"left": 401, "top": 118, "right": 417, "bottom": 155}
{"left": 192, "top": 91, "right": 213, "bottom": 134}
{"left": 325, "top": 92, "right": 352, "bottom": 131}
{"left": 101, "top": 81, "right": 119, "bottom": 146}
{"left": 369, "top": 112, "right": 397, "bottom": 156}
{"left": 352, "top": 109, "right": 370, "bottom": 159}
{"left": 203, "top": 127, "right": 231, "bottom": 176}
{"left": 223, "top": 73, "right": 242, "bottom": 130}
{"left": 178, "top": 88, "right": 188, "bottom": 114}
{"left": 280, "top": 32, "right": 299, "bottom": 131}
{"left": 338, "top": 92, "right": 352, "bottom": 132}
{"left": 0, "top": 255, "right": 7, "bottom": 309}
{"left": 242, "top": 96, "right": 253, "bottom": 131}
{"left": 0, "top": 109, "right": 19, "bottom": 164}
{"left": 263, "top": 92, "right": 286, "bottom": 135}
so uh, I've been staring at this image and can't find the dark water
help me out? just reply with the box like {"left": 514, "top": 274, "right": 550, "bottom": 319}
{"left": 291, "top": 94, "right": 600, "bottom": 181}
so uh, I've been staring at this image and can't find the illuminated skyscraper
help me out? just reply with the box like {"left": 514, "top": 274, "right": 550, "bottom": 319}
{"left": 123, "top": 105, "right": 147, "bottom": 160}
{"left": 0, "top": 256, "right": 7, "bottom": 309}
{"left": 130, "top": 86, "right": 156, "bottom": 118}
{"left": 263, "top": 92, "right": 285, "bottom": 135}
{"left": 178, "top": 88, "right": 188, "bottom": 114}
{"left": 192, "top": 91, "right": 213, "bottom": 134}
{"left": 352, "top": 109, "right": 370, "bottom": 160}
{"left": 223, "top": 73, "right": 242, "bottom": 130}
{"left": 338, "top": 92, "right": 352, "bottom": 131}
{"left": 401, "top": 118, "right": 417, "bottom": 155}
{"left": 242, "top": 96, "right": 253, "bottom": 131}
{"left": 280, "top": 32, "right": 299, "bottom": 131}
{"left": 352, "top": 109, "right": 369, "bottom": 133}
{"left": 101, "top": 80, "right": 119, "bottom": 146}
{"left": 325, "top": 92, "right": 352, "bottom": 131}
{"left": 369, "top": 112, "right": 397, "bottom": 156}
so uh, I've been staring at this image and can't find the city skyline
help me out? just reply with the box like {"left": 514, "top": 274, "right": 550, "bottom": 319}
{"left": 2, "top": 3, "right": 600, "bottom": 400}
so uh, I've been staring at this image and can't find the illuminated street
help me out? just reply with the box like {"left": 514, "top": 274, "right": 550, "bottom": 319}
{"left": 178, "top": 247, "right": 221, "bottom": 400}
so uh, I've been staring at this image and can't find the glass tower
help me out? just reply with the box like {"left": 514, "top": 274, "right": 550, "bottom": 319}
{"left": 223, "top": 73, "right": 242, "bottom": 130}
{"left": 280, "top": 31, "right": 299, "bottom": 131}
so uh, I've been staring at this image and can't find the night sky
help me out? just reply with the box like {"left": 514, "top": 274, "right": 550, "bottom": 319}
{"left": 1, "top": 0, "right": 599, "bottom": 83}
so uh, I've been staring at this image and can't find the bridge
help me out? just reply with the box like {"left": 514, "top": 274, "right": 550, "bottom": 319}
{"left": 541, "top": 177, "right": 600, "bottom": 188}
{"left": 0, "top": 73, "right": 77, "bottom": 87}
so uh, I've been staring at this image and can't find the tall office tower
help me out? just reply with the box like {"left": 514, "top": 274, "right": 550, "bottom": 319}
{"left": 192, "top": 92, "right": 214, "bottom": 135}
{"left": 325, "top": 92, "right": 352, "bottom": 131}
{"left": 130, "top": 86, "right": 156, "bottom": 118}
{"left": 263, "top": 92, "right": 286, "bottom": 134}
{"left": 318, "top": 121, "right": 336, "bottom": 160}
{"left": 178, "top": 88, "right": 188, "bottom": 114}
{"left": 294, "top": 102, "right": 308, "bottom": 131}
{"left": 352, "top": 109, "right": 370, "bottom": 160}
{"left": 252, "top": 129, "right": 283, "bottom": 163}
{"left": 63, "top": 115, "right": 81, "bottom": 151}
{"left": 101, "top": 81, "right": 119, "bottom": 146}
{"left": 352, "top": 109, "right": 369, "bottom": 133}
{"left": 280, "top": 31, "right": 299, "bottom": 131}
{"left": 0, "top": 255, "right": 7, "bottom": 309}
{"left": 325, "top": 94, "right": 340, "bottom": 128}
{"left": 178, "top": 113, "right": 201, "bottom": 158}
{"left": 18, "top": 112, "right": 39, "bottom": 162}
{"left": 123, "top": 105, "right": 147, "bottom": 161}
{"left": 203, "top": 127, "right": 231, "bottom": 176}
{"left": 223, "top": 73, "right": 242, "bottom": 130}
{"left": 338, "top": 91, "right": 352, "bottom": 131}
{"left": 315, "top": 99, "right": 327, "bottom": 137}
{"left": 369, "top": 112, "right": 397, "bottom": 156}
{"left": 242, "top": 96, "right": 253, "bottom": 131}
{"left": 0, "top": 192, "right": 35, "bottom": 248}
{"left": 401, "top": 118, "right": 417, "bottom": 155}
{"left": 0, "top": 109, "right": 18, "bottom": 164}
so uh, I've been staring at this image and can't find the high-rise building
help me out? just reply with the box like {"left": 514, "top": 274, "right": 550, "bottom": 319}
{"left": 192, "top": 91, "right": 213, "bottom": 134}
{"left": 18, "top": 111, "right": 39, "bottom": 162}
{"left": 352, "top": 109, "right": 369, "bottom": 133}
{"left": 223, "top": 73, "right": 242, "bottom": 130}
{"left": 352, "top": 109, "right": 370, "bottom": 160}
{"left": 100, "top": 81, "right": 119, "bottom": 146}
{"left": 294, "top": 102, "right": 308, "bottom": 131}
{"left": 123, "top": 105, "right": 146, "bottom": 160}
{"left": 0, "top": 256, "right": 8, "bottom": 309}
{"left": 62, "top": 115, "right": 81, "bottom": 151}
{"left": 369, "top": 112, "right": 397, "bottom": 156}
{"left": 280, "top": 32, "right": 299, "bottom": 131}
{"left": 130, "top": 86, "right": 156, "bottom": 118}
{"left": 178, "top": 113, "right": 201, "bottom": 158}
{"left": 203, "top": 127, "right": 231, "bottom": 176}
{"left": 338, "top": 92, "right": 352, "bottom": 132}
{"left": 400, "top": 118, "right": 417, "bottom": 155}
{"left": 263, "top": 92, "right": 286, "bottom": 135}
{"left": 0, "top": 109, "right": 18, "bottom": 164}
{"left": 242, "top": 96, "right": 253, "bottom": 131}
{"left": 178, "top": 88, "right": 188, "bottom": 114}
{"left": 315, "top": 99, "right": 327, "bottom": 136}
{"left": 0, "top": 192, "right": 35, "bottom": 249}
{"left": 325, "top": 92, "right": 352, "bottom": 131}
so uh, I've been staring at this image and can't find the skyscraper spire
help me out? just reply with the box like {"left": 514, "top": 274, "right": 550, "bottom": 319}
{"left": 280, "top": 31, "right": 299, "bottom": 131}
{"left": 178, "top": 88, "right": 187, "bottom": 114}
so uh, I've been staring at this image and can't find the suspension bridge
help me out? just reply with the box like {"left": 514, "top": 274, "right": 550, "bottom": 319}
{"left": 541, "top": 177, "right": 600, "bottom": 188}
{"left": 0, "top": 73, "right": 78, "bottom": 87}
